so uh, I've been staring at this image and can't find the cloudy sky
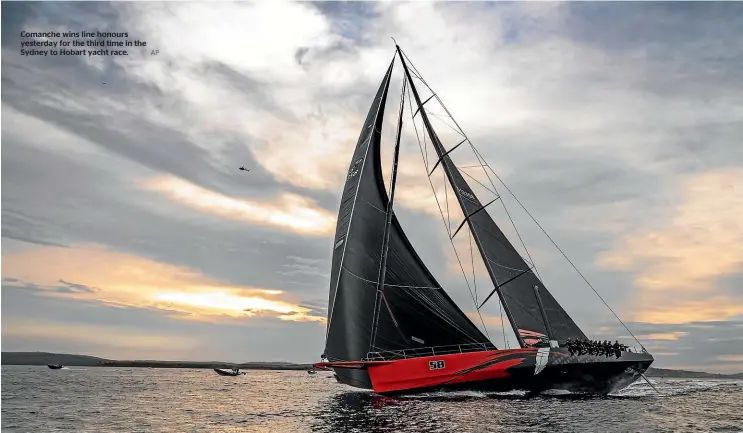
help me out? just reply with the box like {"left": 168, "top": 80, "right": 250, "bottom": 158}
{"left": 2, "top": 1, "right": 742, "bottom": 373}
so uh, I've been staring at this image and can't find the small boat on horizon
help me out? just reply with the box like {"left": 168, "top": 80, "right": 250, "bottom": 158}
{"left": 307, "top": 370, "right": 317, "bottom": 375}
{"left": 214, "top": 368, "right": 244, "bottom": 376}
{"left": 47, "top": 364, "right": 64, "bottom": 370}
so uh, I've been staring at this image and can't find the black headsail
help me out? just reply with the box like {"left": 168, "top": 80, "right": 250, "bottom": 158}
{"left": 324, "top": 58, "right": 493, "bottom": 387}
{"left": 397, "top": 47, "right": 587, "bottom": 347}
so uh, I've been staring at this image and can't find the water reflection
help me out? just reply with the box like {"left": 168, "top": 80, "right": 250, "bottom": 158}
{"left": 2, "top": 367, "right": 740, "bottom": 433}
{"left": 312, "top": 392, "right": 404, "bottom": 433}
{"left": 310, "top": 386, "right": 678, "bottom": 433}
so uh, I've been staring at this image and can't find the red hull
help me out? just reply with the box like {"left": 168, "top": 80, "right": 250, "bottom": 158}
{"left": 316, "top": 348, "right": 540, "bottom": 394}
{"left": 316, "top": 348, "right": 654, "bottom": 395}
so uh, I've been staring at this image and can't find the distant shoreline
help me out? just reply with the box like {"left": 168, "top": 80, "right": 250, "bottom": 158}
{"left": 3, "top": 352, "right": 742, "bottom": 378}
{"left": 1, "top": 352, "right": 318, "bottom": 371}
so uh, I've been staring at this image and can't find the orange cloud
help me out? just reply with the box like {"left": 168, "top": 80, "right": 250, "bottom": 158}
{"left": 2, "top": 243, "right": 326, "bottom": 323}
{"left": 142, "top": 175, "right": 336, "bottom": 236}
{"left": 631, "top": 297, "right": 743, "bottom": 324}
{"left": 717, "top": 355, "right": 743, "bottom": 362}
{"left": 598, "top": 169, "right": 743, "bottom": 323}
{"left": 599, "top": 169, "right": 743, "bottom": 290}
{"left": 466, "top": 312, "right": 505, "bottom": 329}
{"left": 635, "top": 332, "right": 687, "bottom": 341}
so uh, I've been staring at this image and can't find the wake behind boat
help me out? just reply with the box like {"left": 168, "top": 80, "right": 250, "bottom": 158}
{"left": 214, "top": 368, "right": 244, "bottom": 376}
{"left": 314, "top": 43, "right": 653, "bottom": 396}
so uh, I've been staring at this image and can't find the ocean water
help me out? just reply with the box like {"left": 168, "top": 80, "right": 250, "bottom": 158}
{"left": 1, "top": 366, "right": 741, "bottom": 433}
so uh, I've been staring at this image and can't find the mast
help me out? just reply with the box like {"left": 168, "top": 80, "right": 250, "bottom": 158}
{"left": 324, "top": 53, "right": 492, "bottom": 372}
{"left": 395, "top": 45, "right": 526, "bottom": 348}
{"left": 369, "top": 76, "right": 407, "bottom": 351}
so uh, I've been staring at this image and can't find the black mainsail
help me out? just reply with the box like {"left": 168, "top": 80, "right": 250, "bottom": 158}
{"left": 396, "top": 48, "right": 587, "bottom": 346}
{"left": 324, "top": 59, "right": 492, "bottom": 383}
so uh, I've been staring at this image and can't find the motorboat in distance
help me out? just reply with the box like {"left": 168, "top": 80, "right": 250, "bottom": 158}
{"left": 214, "top": 368, "right": 245, "bottom": 376}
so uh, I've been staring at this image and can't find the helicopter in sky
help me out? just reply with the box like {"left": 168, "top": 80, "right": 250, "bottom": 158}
{"left": 239, "top": 166, "right": 250, "bottom": 172}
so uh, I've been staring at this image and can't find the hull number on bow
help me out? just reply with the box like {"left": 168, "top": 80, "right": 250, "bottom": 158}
{"left": 429, "top": 360, "right": 445, "bottom": 370}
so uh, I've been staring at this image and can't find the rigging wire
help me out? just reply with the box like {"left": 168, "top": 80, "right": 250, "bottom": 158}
{"left": 444, "top": 172, "right": 451, "bottom": 230}
{"left": 499, "top": 295, "right": 508, "bottom": 349}
{"left": 474, "top": 150, "right": 648, "bottom": 350}
{"left": 459, "top": 167, "right": 500, "bottom": 199}
{"left": 469, "top": 144, "right": 543, "bottom": 280}
{"left": 406, "top": 51, "right": 544, "bottom": 280}
{"left": 405, "top": 82, "right": 491, "bottom": 342}
{"left": 468, "top": 228, "right": 478, "bottom": 305}
{"left": 425, "top": 110, "right": 466, "bottom": 138}
{"left": 399, "top": 47, "right": 647, "bottom": 351}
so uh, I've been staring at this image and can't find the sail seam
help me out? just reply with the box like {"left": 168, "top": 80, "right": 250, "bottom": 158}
{"left": 363, "top": 199, "right": 387, "bottom": 213}
{"left": 484, "top": 257, "right": 529, "bottom": 273}
{"left": 341, "top": 265, "right": 441, "bottom": 289}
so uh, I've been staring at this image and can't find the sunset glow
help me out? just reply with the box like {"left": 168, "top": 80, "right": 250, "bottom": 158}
{"left": 155, "top": 291, "right": 303, "bottom": 315}
{"left": 2, "top": 243, "right": 325, "bottom": 323}
{"left": 143, "top": 175, "right": 336, "bottom": 236}
{"left": 599, "top": 169, "right": 743, "bottom": 323}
